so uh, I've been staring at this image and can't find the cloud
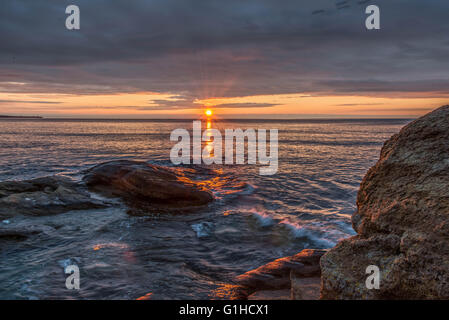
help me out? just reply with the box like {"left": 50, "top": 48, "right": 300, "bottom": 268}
{"left": 334, "top": 103, "right": 385, "bottom": 106}
{"left": 0, "top": 0, "right": 448, "bottom": 111}
{"left": 356, "top": 107, "right": 436, "bottom": 113}
{"left": 0, "top": 99, "right": 61, "bottom": 104}
{"left": 137, "top": 99, "right": 278, "bottom": 111}
{"left": 212, "top": 103, "right": 277, "bottom": 109}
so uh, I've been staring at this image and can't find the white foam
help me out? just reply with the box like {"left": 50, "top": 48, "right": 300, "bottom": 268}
{"left": 192, "top": 222, "right": 214, "bottom": 238}
{"left": 250, "top": 210, "right": 275, "bottom": 227}
{"left": 279, "top": 220, "right": 338, "bottom": 248}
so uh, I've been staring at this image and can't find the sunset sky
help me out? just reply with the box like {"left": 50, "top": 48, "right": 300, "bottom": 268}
{"left": 1, "top": 0, "right": 448, "bottom": 118}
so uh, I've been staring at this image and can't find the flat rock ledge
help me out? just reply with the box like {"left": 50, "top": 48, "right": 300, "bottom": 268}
{"left": 0, "top": 176, "right": 106, "bottom": 219}
{"left": 231, "top": 249, "right": 326, "bottom": 300}
{"left": 321, "top": 105, "right": 449, "bottom": 299}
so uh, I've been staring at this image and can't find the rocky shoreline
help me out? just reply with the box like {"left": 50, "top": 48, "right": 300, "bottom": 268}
{"left": 0, "top": 160, "right": 214, "bottom": 220}
{"left": 1, "top": 106, "right": 448, "bottom": 299}
{"left": 0, "top": 160, "right": 214, "bottom": 243}
{"left": 243, "top": 105, "right": 449, "bottom": 300}
{"left": 230, "top": 249, "right": 325, "bottom": 300}
{"left": 320, "top": 105, "right": 449, "bottom": 299}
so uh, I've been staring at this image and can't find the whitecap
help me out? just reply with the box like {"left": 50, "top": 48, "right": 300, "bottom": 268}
{"left": 279, "top": 220, "right": 338, "bottom": 248}
{"left": 250, "top": 210, "right": 275, "bottom": 227}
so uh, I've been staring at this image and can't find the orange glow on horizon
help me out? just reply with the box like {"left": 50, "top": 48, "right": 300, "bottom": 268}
{"left": 0, "top": 90, "right": 447, "bottom": 118}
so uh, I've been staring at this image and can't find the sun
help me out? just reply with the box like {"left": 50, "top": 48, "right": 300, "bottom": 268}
{"left": 205, "top": 109, "right": 213, "bottom": 117}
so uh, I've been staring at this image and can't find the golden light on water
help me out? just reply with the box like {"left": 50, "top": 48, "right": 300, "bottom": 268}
{"left": 136, "top": 292, "right": 153, "bottom": 300}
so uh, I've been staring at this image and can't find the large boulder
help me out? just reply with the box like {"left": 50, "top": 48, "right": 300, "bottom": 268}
{"left": 83, "top": 160, "right": 214, "bottom": 214}
{"left": 0, "top": 176, "right": 106, "bottom": 218}
{"left": 321, "top": 105, "right": 449, "bottom": 299}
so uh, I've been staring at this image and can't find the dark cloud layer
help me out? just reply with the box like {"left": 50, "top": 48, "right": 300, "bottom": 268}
{"left": 0, "top": 0, "right": 448, "bottom": 109}
{"left": 138, "top": 100, "right": 278, "bottom": 111}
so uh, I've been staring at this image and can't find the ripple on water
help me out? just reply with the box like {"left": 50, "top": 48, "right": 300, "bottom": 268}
{"left": 0, "top": 119, "right": 408, "bottom": 299}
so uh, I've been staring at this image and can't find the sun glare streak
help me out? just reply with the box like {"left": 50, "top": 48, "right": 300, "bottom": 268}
{"left": 205, "top": 109, "right": 213, "bottom": 116}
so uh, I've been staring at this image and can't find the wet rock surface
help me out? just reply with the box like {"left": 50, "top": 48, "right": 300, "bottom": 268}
{"left": 0, "top": 176, "right": 106, "bottom": 218}
{"left": 233, "top": 249, "right": 326, "bottom": 299}
{"left": 0, "top": 160, "right": 215, "bottom": 219}
{"left": 321, "top": 105, "right": 449, "bottom": 299}
{"left": 83, "top": 160, "right": 214, "bottom": 214}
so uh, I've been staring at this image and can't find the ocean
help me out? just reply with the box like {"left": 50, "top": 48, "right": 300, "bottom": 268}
{"left": 0, "top": 118, "right": 410, "bottom": 299}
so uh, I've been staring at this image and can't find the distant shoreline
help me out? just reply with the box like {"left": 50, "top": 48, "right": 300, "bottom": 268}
{"left": 0, "top": 115, "right": 43, "bottom": 119}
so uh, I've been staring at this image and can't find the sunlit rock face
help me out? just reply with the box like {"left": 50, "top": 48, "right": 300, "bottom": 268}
{"left": 321, "top": 105, "right": 449, "bottom": 299}
{"left": 83, "top": 160, "right": 214, "bottom": 215}
{"left": 231, "top": 249, "right": 326, "bottom": 300}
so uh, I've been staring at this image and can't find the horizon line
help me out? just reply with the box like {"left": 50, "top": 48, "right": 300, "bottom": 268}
{"left": 0, "top": 115, "right": 417, "bottom": 121}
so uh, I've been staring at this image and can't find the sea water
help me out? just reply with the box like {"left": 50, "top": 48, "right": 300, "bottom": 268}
{"left": 0, "top": 118, "right": 409, "bottom": 299}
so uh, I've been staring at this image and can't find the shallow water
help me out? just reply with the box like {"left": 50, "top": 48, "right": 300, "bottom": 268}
{"left": 0, "top": 118, "right": 410, "bottom": 299}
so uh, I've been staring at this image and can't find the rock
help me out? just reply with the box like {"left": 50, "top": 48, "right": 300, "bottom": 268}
{"left": 233, "top": 249, "right": 326, "bottom": 299}
{"left": 83, "top": 160, "right": 214, "bottom": 214}
{"left": 0, "top": 228, "right": 41, "bottom": 241}
{"left": 321, "top": 105, "right": 449, "bottom": 299}
{"left": 0, "top": 176, "right": 106, "bottom": 218}
{"left": 290, "top": 275, "right": 321, "bottom": 300}
{"left": 247, "top": 289, "right": 291, "bottom": 300}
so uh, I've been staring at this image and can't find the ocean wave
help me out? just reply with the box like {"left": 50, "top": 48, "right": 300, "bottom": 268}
{"left": 249, "top": 209, "right": 276, "bottom": 227}
{"left": 238, "top": 208, "right": 351, "bottom": 248}
{"left": 279, "top": 219, "right": 354, "bottom": 249}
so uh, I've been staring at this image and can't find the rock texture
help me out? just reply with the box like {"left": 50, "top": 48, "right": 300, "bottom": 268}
{"left": 0, "top": 176, "right": 105, "bottom": 218}
{"left": 83, "top": 160, "right": 214, "bottom": 214}
{"left": 321, "top": 105, "right": 449, "bottom": 299}
{"left": 290, "top": 275, "right": 321, "bottom": 300}
{"left": 233, "top": 249, "right": 326, "bottom": 299}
